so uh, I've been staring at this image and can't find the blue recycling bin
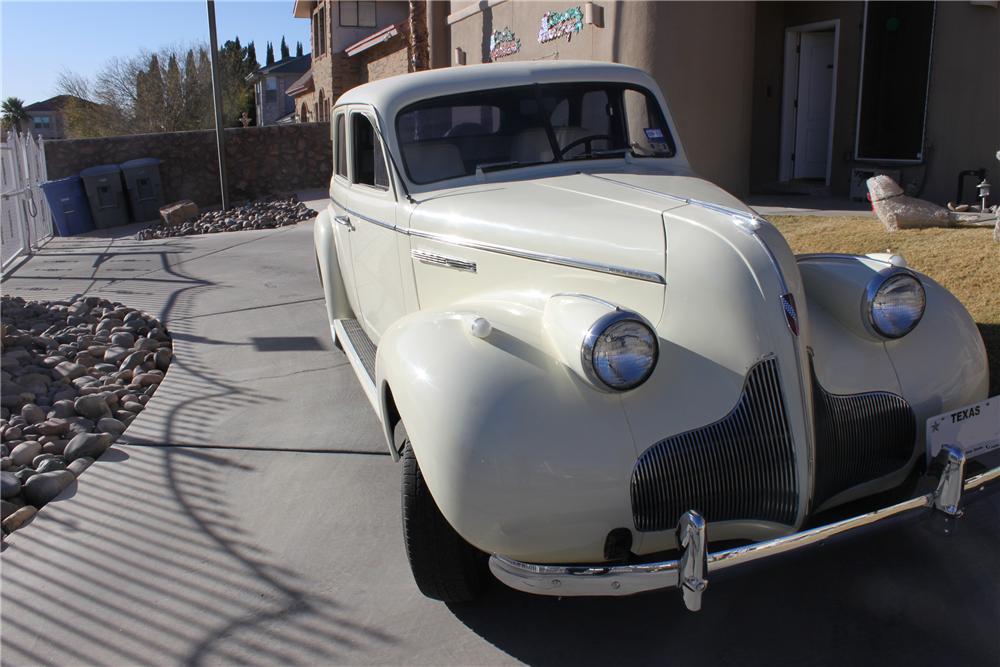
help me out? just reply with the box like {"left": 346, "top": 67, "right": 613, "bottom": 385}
{"left": 40, "top": 176, "right": 95, "bottom": 237}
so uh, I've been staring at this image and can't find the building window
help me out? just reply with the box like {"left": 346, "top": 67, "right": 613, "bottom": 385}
{"left": 340, "top": 1, "right": 376, "bottom": 27}
{"left": 855, "top": 1, "right": 935, "bottom": 162}
{"left": 317, "top": 90, "right": 326, "bottom": 122}
{"left": 264, "top": 77, "right": 278, "bottom": 103}
{"left": 314, "top": 5, "right": 327, "bottom": 56}
{"left": 33, "top": 115, "right": 51, "bottom": 129}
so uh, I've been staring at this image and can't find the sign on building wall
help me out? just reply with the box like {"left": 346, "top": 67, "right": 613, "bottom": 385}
{"left": 490, "top": 28, "right": 521, "bottom": 60}
{"left": 538, "top": 7, "right": 584, "bottom": 43}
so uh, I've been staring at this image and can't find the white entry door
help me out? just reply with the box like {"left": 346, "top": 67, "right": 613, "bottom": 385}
{"left": 793, "top": 31, "right": 835, "bottom": 179}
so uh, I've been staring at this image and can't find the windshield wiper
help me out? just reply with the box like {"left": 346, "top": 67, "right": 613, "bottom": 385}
{"left": 475, "top": 160, "right": 546, "bottom": 174}
{"left": 563, "top": 147, "right": 631, "bottom": 161}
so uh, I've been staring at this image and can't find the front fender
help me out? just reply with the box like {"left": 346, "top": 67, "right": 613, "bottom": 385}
{"left": 375, "top": 298, "right": 640, "bottom": 563}
{"left": 799, "top": 255, "right": 988, "bottom": 485}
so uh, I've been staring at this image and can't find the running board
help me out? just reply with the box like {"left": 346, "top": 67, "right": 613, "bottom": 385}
{"left": 333, "top": 319, "right": 379, "bottom": 414}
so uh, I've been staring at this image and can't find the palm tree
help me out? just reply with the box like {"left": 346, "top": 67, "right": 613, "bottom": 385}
{"left": 1, "top": 97, "right": 31, "bottom": 133}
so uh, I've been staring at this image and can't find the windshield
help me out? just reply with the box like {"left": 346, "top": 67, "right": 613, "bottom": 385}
{"left": 395, "top": 82, "right": 676, "bottom": 185}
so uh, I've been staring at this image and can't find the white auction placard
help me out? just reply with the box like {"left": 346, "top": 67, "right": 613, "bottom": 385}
{"left": 926, "top": 396, "right": 1000, "bottom": 461}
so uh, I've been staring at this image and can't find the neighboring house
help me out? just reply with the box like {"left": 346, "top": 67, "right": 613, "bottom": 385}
{"left": 246, "top": 54, "right": 312, "bottom": 126}
{"left": 23, "top": 95, "right": 88, "bottom": 139}
{"left": 447, "top": 1, "right": 1000, "bottom": 203}
{"left": 290, "top": 0, "right": 451, "bottom": 123}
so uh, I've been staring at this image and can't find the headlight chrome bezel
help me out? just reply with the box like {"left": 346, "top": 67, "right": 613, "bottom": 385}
{"left": 864, "top": 268, "right": 926, "bottom": 339}
{"left": 581, "top": 309, "right": 659, "bottom": 391}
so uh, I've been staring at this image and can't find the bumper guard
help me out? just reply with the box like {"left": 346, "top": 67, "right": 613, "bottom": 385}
{"left": 489, "top": 446, "right": 999, "bottom": 611}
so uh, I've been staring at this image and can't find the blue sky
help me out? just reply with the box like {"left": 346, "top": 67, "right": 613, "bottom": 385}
{"left": 1, "top": 1, "right": 310, "bottom": 104}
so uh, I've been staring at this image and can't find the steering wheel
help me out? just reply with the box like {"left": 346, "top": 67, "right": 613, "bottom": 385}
{"left": 558, "top": 134, "right": 615, "bottom": 158}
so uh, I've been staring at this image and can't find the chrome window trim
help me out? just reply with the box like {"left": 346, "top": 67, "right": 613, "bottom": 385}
{"left": 330, "top": 198, "right": 666, "bottom": 285}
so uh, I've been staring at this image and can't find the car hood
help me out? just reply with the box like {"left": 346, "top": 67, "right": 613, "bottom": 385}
{"left": 408, "top": 170, "right": 755, "bottom": 286}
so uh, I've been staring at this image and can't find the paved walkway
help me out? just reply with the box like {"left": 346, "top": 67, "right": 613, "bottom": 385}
{"left": 1, "top": 210, "right": 996, "bottom": 666}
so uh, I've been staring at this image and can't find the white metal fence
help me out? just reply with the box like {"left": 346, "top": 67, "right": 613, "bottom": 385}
{"left": 1, "top": 131, "right": 54, "bottom": 271}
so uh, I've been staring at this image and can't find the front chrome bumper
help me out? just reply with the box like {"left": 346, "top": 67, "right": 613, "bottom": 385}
{"left": 489, "top": 446, "right": 1000, "bottom": 611}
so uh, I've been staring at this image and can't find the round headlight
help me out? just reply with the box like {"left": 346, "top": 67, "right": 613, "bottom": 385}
{"left": 866, "top": 270, "right": 926, "bottom": 338}
{"left": 582, "top": 311, "right": 659, "bottom": 391}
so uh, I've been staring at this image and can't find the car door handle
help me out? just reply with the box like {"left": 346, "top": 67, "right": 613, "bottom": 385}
{"left": 334, "top": 215, "right": 355, "bottom": 231}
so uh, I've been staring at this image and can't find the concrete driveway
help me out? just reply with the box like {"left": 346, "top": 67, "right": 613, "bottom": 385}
{"left": 1, "top": 209, "right": 997, "bottom": 666}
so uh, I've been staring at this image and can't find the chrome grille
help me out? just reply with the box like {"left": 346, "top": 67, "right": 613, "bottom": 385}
{"left": 811, "top": 370, "right": 915, "bottom": 507}
{"left": 631, "top": 358, "right": 799, "bottom": 532}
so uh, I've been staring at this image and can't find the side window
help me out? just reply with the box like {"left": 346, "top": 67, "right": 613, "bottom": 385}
{"left": 334, "top": 114, "right": 347, "bottom": 178}
{"left": 352, "top": 114, "right": 389, "bottom": 190}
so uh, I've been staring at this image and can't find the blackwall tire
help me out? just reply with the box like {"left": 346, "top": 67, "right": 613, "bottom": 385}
{"left": 401, "top": 441, "right": 488, "bottom": 603}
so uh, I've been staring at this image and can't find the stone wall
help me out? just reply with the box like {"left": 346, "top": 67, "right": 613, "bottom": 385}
{"left": 44, "top": 123, "right": 332, "bottom": 208}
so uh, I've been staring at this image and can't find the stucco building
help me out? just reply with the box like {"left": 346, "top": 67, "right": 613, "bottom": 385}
{"left": 247, "top": 54, "right": 312, "bottom": 126}
{"left": 22, "top": 95, "right": 87, "bottom": 140}
{"left": 290, "top": 0, "right": 451, "bottom": 122}
{"left": 447, "top": 1, "right": 999, "bottom": 203}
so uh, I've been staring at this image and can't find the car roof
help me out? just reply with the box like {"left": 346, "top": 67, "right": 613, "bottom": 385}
{"left": 334, "top": 60, "right": 662, "bottom": 118}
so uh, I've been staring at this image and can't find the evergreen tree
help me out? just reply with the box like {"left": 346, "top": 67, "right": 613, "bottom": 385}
{"left": 296, "top": 41, "right": 303, "bottom": 57}
{"left": 266, "top": 41, "right": 275, "bottom": 66}
{"left": 164, "top": 53, "right": 183, "bottom": 130}
{"left": 280, "top": 36, "right": 290, "bottom": 60}
{"left": 245, "top": 41, "right": 259, "bottom": 70}
{"left": 135, "top": 53, "right": 165, "bottom": 132}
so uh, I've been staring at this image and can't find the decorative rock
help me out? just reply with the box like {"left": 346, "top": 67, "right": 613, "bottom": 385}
{"left": 36, "top": 458, "right": 67, "bottom": 474}
{"left": 14, "top": 468, "right": 36, "bottom": 483}
{"left": 35, "top": 419, "right": 70, "bottom": 436}
{"left": 21, "top": 403, "right": 46, "bottom": 425}
{"left": 3, "top": 425, "right": 22, "bottom": 441}
{"left": 10, "top": 441, "right": 42, "bottom": 466}
{"left": 63, "top": 432, "right": 113, "bottom": 463}
{"left": 53, "top": 361, "right": 87, "bottom": 381}
{"left": 42, "top": 440, "right": 68, "bottom": 455}
{"left": 96, "top": 417, "right": 126, "bottom": 439}
{"left": 67, "top": 457, "right": 94, "bottom": 477}
{"left": 1, "top": 470, "right": 20, "bottom": 499}
{"left": 2, "top": 505, "right": 37, "bottom": 532}
{"left": 159, "top": 199, "right": 199, "bottom": 226}
{"left": 110, "top": 332, "right": 135, "bottom": 348}
{"left": 74, "top": 394, "right": 111, "bottom": 420}
{"left": 22, "top": 470, "right": 75, "bottom": 507}
{"left": 1, "top": 499, "right": 17, "bottom": 520}
{"left": 134, "top": 373, "right": 162, "bottom": 387}
{"left": 31, "top": 453, "right": 55, "bottom": 468}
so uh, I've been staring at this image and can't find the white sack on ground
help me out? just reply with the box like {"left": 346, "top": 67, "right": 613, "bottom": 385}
{"left": 866, "top": 175, "right": 951, "bottom": 231}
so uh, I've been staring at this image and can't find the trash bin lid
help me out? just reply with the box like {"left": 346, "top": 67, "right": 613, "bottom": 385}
{"left": 120, "top": 157, "right": 162, "bottom": 170}
{"left": 41, "top": 175, "right": 82, "bottom": 189}
{"left": 80, "top": 164, "right": 122, "bottom": 177}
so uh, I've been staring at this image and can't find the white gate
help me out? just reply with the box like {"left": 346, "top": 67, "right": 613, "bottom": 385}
{"left": 1, "top": 130, "right": 54, "bottom": 271}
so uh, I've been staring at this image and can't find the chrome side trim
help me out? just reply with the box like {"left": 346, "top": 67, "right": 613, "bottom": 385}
{"left": 331, "top": 197, "right": 666, "bottom": 285}
{"left": 490, "top": 449, "right": 998, "bottom": 606}
{"left": 410, "top": 248, "right": 477, "bottom": 273}
{"left": 408, "top": 228, "right": 666, "bottom": 284}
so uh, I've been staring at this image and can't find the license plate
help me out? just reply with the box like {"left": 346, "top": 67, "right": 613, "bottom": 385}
{"left": 926, "top": 396, "right": 1000, "bottom": 462}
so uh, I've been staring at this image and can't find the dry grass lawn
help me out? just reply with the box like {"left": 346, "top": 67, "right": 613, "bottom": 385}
{"left": 769, "top": 215, "right": 1000, "bottom": 396}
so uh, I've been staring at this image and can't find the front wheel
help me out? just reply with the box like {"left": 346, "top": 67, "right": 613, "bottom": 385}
{"left": 401, "top": 441, "right": 488, "bottom": 602}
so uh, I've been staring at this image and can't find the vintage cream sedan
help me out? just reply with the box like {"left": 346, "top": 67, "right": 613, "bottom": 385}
{"left": 314, "top": 61, "right": 998, "bottom": 608}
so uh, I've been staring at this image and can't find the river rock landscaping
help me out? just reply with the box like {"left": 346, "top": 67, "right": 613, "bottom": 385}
{"left": 136, "top": 195, "right": 315, "bottom": 239}
{"left": 0, "top": 295, "right": 172, "bottom": 536}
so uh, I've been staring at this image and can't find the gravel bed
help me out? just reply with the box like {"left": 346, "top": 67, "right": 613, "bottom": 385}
{"left": 136, "top": 195, "right": 315, "bottom": 239}
{"left": 0, "top": 296, "right": 172, "bottom": 536}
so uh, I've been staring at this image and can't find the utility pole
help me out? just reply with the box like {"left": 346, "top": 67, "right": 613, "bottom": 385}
{"left": 206, "top": 0, "right": 230, "bottom": 210}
